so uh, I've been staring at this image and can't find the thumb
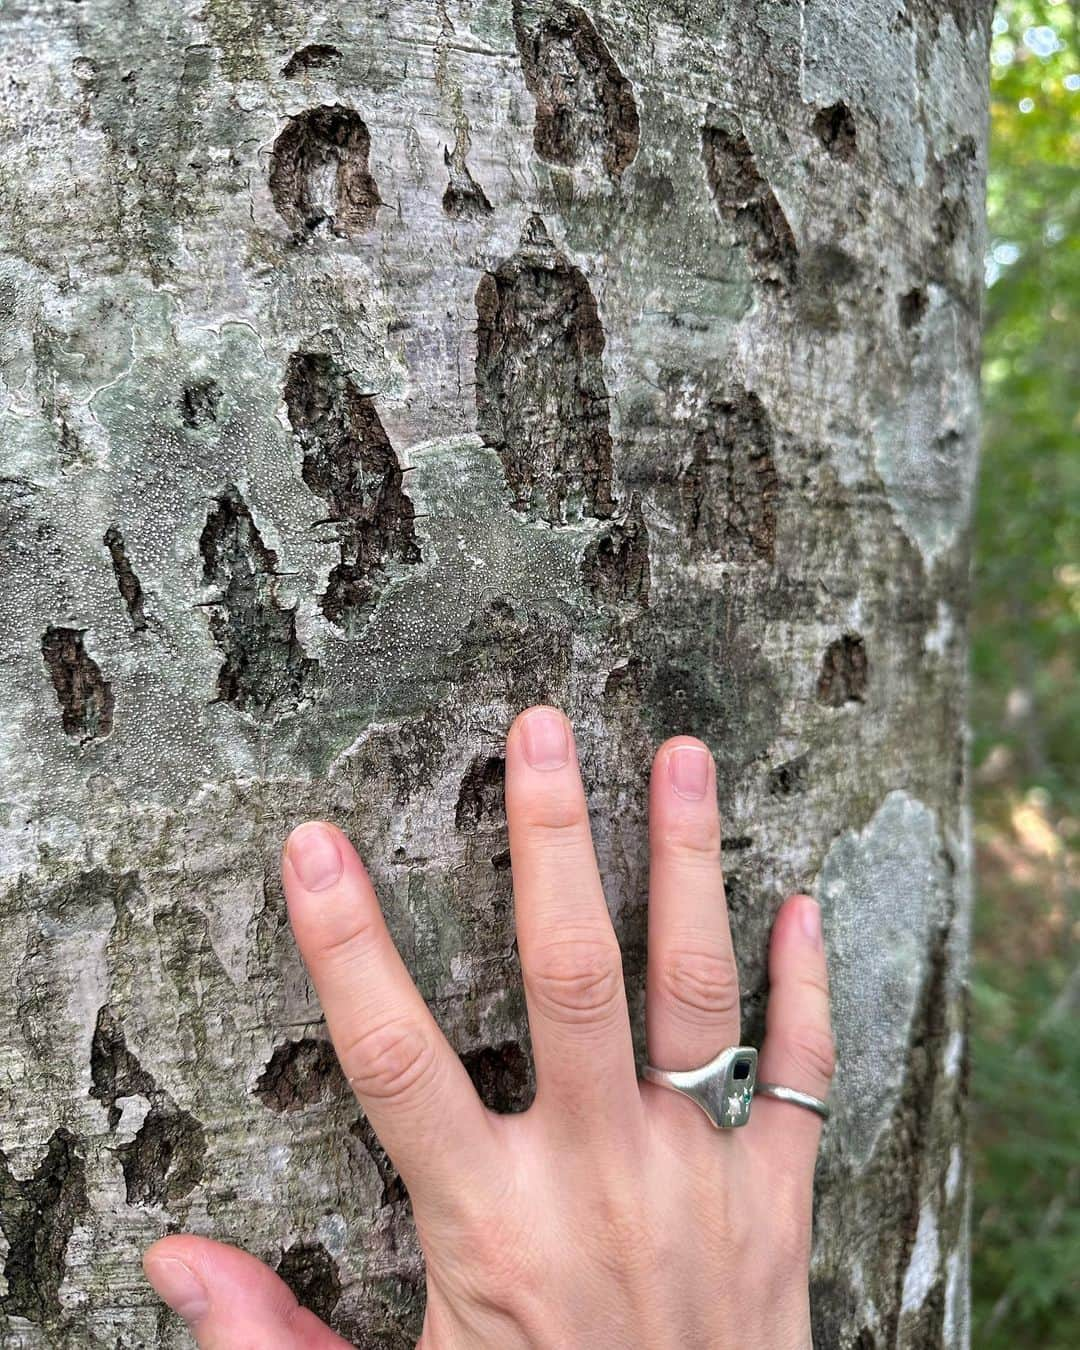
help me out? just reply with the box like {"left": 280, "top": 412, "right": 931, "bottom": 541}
{"left": 143, "top": 1235, "right": 352, "bottom": 1349}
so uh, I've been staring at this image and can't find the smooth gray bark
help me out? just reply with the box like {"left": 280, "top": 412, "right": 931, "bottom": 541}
{"left": 0, "top": 1, "right": 988, "bottom": 1345}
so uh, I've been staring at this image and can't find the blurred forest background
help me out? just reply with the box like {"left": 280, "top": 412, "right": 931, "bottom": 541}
{"left": 970, "top": 2, "right": 1079, "bottom": 1344}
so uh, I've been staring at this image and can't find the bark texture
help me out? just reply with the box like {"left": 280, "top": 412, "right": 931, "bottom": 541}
{"left": 0, "top": 1, "right": 989, "bottom": 1345}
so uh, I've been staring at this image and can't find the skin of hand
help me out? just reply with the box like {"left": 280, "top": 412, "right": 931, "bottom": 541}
{"left": 143, "top": 707, "right": 834, "bottom": 1349}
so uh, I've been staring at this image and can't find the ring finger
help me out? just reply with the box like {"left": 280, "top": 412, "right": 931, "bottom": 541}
{"left": 644, "top": 738, "right": 741, "bottom": 1083}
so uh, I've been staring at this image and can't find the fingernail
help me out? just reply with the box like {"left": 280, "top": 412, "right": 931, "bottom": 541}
{"left": 520, "top": 708, "right": 570, "bottom": 770}
{"left": 144, "top": 1255, "right": 209, "bottom": 1325}
{"left": 799, "top": 896, "right": 822, "bottom": 946}
{"left": 287, "top": 822, "right": 343, "bottom": 892}
{"left": 668, "top": 745, "right": 711, "bottom": 800}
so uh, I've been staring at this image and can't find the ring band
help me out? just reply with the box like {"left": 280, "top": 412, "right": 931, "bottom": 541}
{"left": 754, "top": 1082, "right": 830, "bottom": 1120}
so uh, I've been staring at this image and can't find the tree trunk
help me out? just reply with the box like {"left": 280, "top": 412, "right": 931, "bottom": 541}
{"left": 0, "top": 1, "right": 988, "bottom": 1345}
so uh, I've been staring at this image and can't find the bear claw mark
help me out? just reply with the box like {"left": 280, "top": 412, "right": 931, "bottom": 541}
{"left": 269, "top": 105, "right": 381, "bottom": 237}
{"left": 512, "top": 1, "right": 639, "bottom": 180}
{"left": 41, "top": 626, "right": 114, "bottom": 742}
{"left": 702, "top": 124, "right": 797, "bottom": 287}
{"left": 476, "top": 216, "right": 616, "bottom": 525}
{"left": 284, "top": 353, "right": 421, "bottom": 633}
{"left": 199, "top": 486, "right": 317, "bottom": 719}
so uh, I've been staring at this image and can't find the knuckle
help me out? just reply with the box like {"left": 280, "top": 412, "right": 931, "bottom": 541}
{"left": 526, "top": 939, "right": 624, "bottom": 1025}
{"left": 787, "top": 1024, "right": 836, "bottom": 1087}
{"left": 654, "top": 815, "right": 722, "bottom": 865}
{"left": 657, "top": 946, "right": 740, "bottom": 1021}
{"left": 303, "top": 911, "right": 382, "bottom": 968}
{"left": 340, "top": 1017, "right": 439, "bottom": 1103}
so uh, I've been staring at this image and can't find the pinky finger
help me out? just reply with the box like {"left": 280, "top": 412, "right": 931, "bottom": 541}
{"left": 143, "top": 1236, "right": 353, "bottom": 1350}
{"left": 753, "top": 894, "right": 835, "bottom": 1166}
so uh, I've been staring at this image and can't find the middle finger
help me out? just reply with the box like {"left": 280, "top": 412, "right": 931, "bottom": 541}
{"left": 504, "top": 707, "right": 641, "bottom": 1138}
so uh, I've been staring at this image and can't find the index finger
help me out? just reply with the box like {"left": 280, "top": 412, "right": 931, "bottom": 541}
{"left": 283, "top": 821, "right": 499, "bottom": 1219}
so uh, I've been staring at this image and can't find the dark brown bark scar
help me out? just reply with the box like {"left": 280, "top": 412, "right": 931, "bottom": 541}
{"left": 276, "top": 1241, "right": 343, "bottom": 1324}
{"left": 767, "top": 754, "right": 809, "bottom": 797}
{"left": 254, "top": 1037, "right": 346, "bottom": 1112}
{"left": 0, "top": 1129, "right": 88, "bottom": 1325}
{"left": 454, "top": 755, "right": 506, "bottom": 832}
{"left": 582, "top": 494, "right": 650, "bottom": 605}
{"left": 178, "top": 379, "right": 222, "bottom": 429}
{"left": 269, "top": 105, "right": 381, "bottom": 237}
{"left": 702, "top": 124, "right": 798, "bottom": 287}
{"left": 90, "top": 1005, "right": 156, "bottom": 1129}
{"left": 41, "top": 625, "right": 114, "bottom": 741}
{"left": 812, "top": 101, "right": 858, "bottom": 161}
{"left": 461, "top": 1040, "right": 535, "bottom": 1113}
{"left": 512, "top": 1, "right": 639, "bottom": 179}
{"left": 284, "top": 352, "right": 421, "bottom": 633}
{"left": 682, "top": 390, "right": 778, "bottom": 563}
{"left": 117, "top": 1102, "right": 206, "bottom": 1207}
{"left": 350, "top": 1114, "right": 408, "bottom": 1207}
{"left": 199, "top": 486, "right": 317, "bottom": 719}
{"left": 282, "top": 45, "right": 342, "bottom": 78}
{"left": 443, "top": 124, "right": 493, "bottom": 218}
{"left": 475, "top": 215, "right": 616, "bottom": 524}
{"left": 817, "top": 634, "right": 869, "bottom": 705}
{"left": 104, "top": 526, "right": 148, "bottom": 632}
{"left": 899, "top": 286, "right": 928, "bottom": 329}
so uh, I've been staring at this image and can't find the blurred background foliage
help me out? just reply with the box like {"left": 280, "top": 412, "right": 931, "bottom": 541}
{"left": 971, "top": 1, "right": 1079, "bottom": 1344}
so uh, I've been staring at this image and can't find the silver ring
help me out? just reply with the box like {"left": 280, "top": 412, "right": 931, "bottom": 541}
{"left": 754, "top": 1082, "right": 830, "bottom": 1120}
{"left": 641, "top": 1046, "right": 758, "bottom": 1129}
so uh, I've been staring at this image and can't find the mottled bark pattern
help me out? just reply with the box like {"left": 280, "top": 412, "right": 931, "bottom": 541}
{"left": 0, "top": 1, "right": 988, "bottom": 1346}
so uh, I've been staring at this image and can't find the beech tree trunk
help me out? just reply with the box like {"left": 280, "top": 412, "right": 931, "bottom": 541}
{"left": 0, "top": 1, "right": 989, "bottom": 1345}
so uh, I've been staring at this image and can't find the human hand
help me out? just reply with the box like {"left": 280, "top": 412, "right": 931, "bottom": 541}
{"left": 144, "top": 707, "right": 834, "bottom": 1348}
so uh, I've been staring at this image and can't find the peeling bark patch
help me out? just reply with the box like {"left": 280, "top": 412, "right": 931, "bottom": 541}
{"left": 117, "top": 1101, "right": 206, "bottom": 1207}
{"left": 0, "top": 1129, "right": 88, "bottom": 1324}
{"left": 682, "top": 391, "right": 778, "bottom": 563}
{"left": 283, "top": 44, "right": 342, "bottom": 77}
{"left": 475, "top": 217, "right": 615, "bottom": 524}
{"left": 104, "top": 526, "right": 148, "bottom": 631}
{"left": 41, "top": 626, "right": 114, "bottom": 741}
{"left": 269, "top": 105, "right": 381, "bottom": 237}
{"left": 812, "top": 102, "right": 857, "bottom": 161}
{"left": 582, "top": 495, "right": 650, "bottom": 605}
{"left": 284, "top": 353, "right": 420, "bottom": 632}
{"left": 512, "top": 1, "right": 639, "bottom": 180}
{"left": 350, "top": 1114, "right": 407, "bottom": 1207}
{"left": 818, "top": 634, "right": 868, "bottom": 706}
{"left": 702, "top": 125, "right": 797, "bottom": 287}
{"left": 254, "top": 1037, "right": 345, "bottom": 1112}
{"left": 443, "top": 126, "right": 492, "bottom": 218}
{"left": 276, "top": 1240, "right": 342, "bottom": 1324}
{"left": 454, "top": 755, "right": 506, "bottom": 832}
{"left": 178, "top": 379, "right": 222, "bottom": 429}
{"left": 462, "top": 1041, "right": 535, "bottom": 1113}
{"left": 199, "top": 486, "right": 317, "bottom": 719}
{"left": 90, "top": 1005, "right": 155, "bottom": 1129}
